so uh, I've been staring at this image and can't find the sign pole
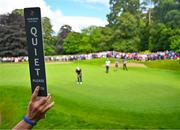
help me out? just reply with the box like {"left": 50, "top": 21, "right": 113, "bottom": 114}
{"left": 24, "top": 7, "right": 47, "bottom": 96}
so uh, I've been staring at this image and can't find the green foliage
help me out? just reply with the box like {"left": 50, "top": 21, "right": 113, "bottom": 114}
{"left": 170, "top": 35, "right": 180, "bottom": 53}
{"left": 42, "top": 17, "right": 53, "bottom": 37}
{"left": 111, "top": 12, "right": 140, "bottom": 52}
{"left": 42, "top": 17, "right": 57, "bottom": 55}
{"left": 64, "top": 26, "right": 114, "bottom": 54}
{"left": 140, "top": 50, "right": 152, "bottom": 54}
{"left": 0, "top": 11, "right": 57, "bottom": 56}
{"left": 116, "top": 12, "right": 139, "bottom": 38}
{"left": 106, "top": 0, "right": 142, "bottom": 52}
{"left": 44, "top": 36, "right": 57, "bottom": 55}
{"left": 63, "top": 32, "right": 80, "bottom": 54}
{"left": 148, "top": 23, "right": 180, "bottom": 52}
{"left": 1, "top": 0, "right": 180, "bottom": 55}
{"left": 0, "top": 13, "right": 27, "bottom": 56}
{"left": 139, "top": 21, "right": 149, "bottom": 51}
{"left": 12, "top": 9, "right": 24, "bottom": 16}
{"left": 62, "top": 0, "right": 180, "bottom": 54}
{"left": 149, "top": 23, "right": 171, "bottom": 51}
{"left": 64, "top": 32, "right": 93, "bottom": 54}
{"left": 82, "top": 26, "right": 113, "bottom": 52}
{"left": 112, "top": 38, "right": 139, "bottom": 52}
{"left": 107, "top": 0, "right": 140, "bottom": 27}
{"left": 138, "top": 0, "right": 180, "bottom": 52}
{"left": 152, "top": 0, "right": 180, "bottom": 25}
{"left": 165, "top": 9, "right": 180, "bottom": 28}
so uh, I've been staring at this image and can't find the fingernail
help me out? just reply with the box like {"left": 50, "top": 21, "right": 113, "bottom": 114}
{"left": 36, "top": 86, "right": 40, "bottom": 90}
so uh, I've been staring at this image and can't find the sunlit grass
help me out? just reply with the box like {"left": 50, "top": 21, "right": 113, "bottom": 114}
{"left": 0, "top": 60, "right": 180, "bottom": 129}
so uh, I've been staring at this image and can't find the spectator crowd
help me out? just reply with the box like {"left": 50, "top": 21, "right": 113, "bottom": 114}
{"left": 0, "top": 51, "right": 179, "bottom": 63}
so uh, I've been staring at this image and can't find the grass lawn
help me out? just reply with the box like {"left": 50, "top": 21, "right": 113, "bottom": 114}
{"left": 0, "top": 59, "right": 180, "bottom": 129}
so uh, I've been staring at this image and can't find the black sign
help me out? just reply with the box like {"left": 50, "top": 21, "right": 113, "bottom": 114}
{"left": 24, "top": 7, "right": 47, "bottom": 96}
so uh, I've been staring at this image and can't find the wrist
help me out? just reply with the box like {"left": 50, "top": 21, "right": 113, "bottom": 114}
{"left": 23, "top": 116, "right": 37, "bottom": 126}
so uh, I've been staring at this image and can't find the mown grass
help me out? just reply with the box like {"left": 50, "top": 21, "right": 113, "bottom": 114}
{"left": 75, "top": 58, "right": 180, "bottom": 71}
{"left": 142, "top": 60, "right": 180, "bottom": 71}
{"left": 74, "top": 58, "right": 115, "bottom": 65}
{"left": 0, "top": 60, "right": 180, "bottom": 129}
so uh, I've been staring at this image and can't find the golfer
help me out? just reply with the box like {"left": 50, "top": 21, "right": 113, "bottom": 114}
{"left": 105, "top": 59, "right": 111, "bottom": 73}
{"left": 123, "top": 58, "right": 128, "bottom": 71}
{"left": 76, "top": 67, "right": 82, "bottom": 84}
{"left": 115, "top": 60, "right": 119, "bottom": 68}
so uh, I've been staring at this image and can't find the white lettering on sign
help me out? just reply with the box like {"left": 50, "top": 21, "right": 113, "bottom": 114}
{"left": 35, "top": 68, "right": 40, "bottom": 76}
{"left": 40, "top": 87, "right": 45, "bottom": 90}
{"left": 31, "top": 26, "right": 41, "bottom": 77}
{"left": 34, "top": 48, "right": 37, "bottom": 56}
{"left": 31, "top": 27, "right": 37, "bottom": 37}
{"left": 34, "top": 58, "right": 39, "bottom": 66}
{"left": 33, "top": 79, "right": 44, "bottom": 83}
{"left": 32, "top": 38, "right": 38, "bottom": 45}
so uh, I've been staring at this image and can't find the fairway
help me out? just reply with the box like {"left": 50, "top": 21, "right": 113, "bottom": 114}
{"left": 0, "top": 61, "right": 180, "bottom": 129}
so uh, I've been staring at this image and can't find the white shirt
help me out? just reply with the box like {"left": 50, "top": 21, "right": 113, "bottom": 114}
{"left": 106, "top": 60, "right": 110, "bottom": 66}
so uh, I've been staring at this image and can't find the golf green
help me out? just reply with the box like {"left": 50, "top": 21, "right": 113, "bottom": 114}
{"left": 0, "top": 61, "right": 180, "bottom": 129}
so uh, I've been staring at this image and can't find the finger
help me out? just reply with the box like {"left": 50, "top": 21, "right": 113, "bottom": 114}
{"left": 31, "top": 96, "right": 50, "bottom": 114}
{"left": 31, "top": 86, "right": 40, "bottom": 101}
{"left": 46, "top": 94, "right": 51, "bottom": 103}
{"left": 45, "top": 95, "right": 51, "bottom": 105}
{"left": 38, "top": 95, "right": 52, "bottom": 110}
{"left": 42, "top": 101, "right": 55, "bottom": 113}
{"left": 38, "top": 95, "right": 51, "bottom": 106}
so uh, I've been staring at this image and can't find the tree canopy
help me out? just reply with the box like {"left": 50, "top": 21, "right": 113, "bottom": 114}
{"left": 0, "top": 12, "right": 27, "bottom": 56}
{"left": 0, "top": 0, "right": 180, "bottom": 56}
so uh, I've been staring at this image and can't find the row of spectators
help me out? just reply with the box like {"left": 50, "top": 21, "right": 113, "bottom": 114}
{"left": 0, "top": 51, "right": 179, "bottom": 63}
{"left": 113, "top": 51, "right": 179, "bottom": 61}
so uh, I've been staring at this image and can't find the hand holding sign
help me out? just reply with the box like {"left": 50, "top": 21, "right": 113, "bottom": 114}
{"left": 26, "top": 86, "right": 54, "bottom": 121}
{"left": 12, "top": 86, "right": 54, "bottom": 130}
{"left": 13, "top": 8, "right": 53, "bottom": 130}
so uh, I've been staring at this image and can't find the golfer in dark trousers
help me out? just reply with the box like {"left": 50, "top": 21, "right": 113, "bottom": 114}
{"left": 76, "top": 67, "right": 82, "bottom": 84}
{"left": 123, "top": 58, "right": 128, "bottom": 71}
{"left": 105, "top": 59, "right": 110, "bottom": 73}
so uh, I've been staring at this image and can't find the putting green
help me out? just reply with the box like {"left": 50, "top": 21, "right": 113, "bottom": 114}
{"left": 0, "top": 61, "right": 180, "bottom": 129}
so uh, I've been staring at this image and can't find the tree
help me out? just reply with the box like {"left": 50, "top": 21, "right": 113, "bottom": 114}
{"left": 170, "top": 35, "right": 180, "bottom": 53}
{"left": 0, "top": 13, "right": 27, "bottom": 56}
{"left": 0, "top": 10, "right": 57, "bottom": 56}
{"left": 107, "top": 0, "right": 140, "bottom": 28}
{"left": 112, "top": 38, "right": 139, "bottom": 52}
{"left": 42, "top": 17, "right": 56, "bottom": 55}
{"left": 12, "top": 9, "right": 24, "bottom": 16}
{"left": 106, "top": 0, "right": 141, "bottom": 52}
{"left": 56, "top": 25, "right": 72, "bottom": 54}
{"left": 165, "top": 9, "right": 180, "bottom": 28}
{"left": 63, "top": 31, "right": 95, "bottom": 54}
{"left": 148, "top": 0, "right": 180, "bottom": 52}
{"left": 141, "top": 0, "right": 155, "bottom": 24}
{"left": 152, "top": 0, "right": 180, "bottom": 25}
{"left": 112, "top": 13, "right": 140, "bottom": 52}
{"left": 98, "top": 27, "right": 114, "bottom": 51}
{"left": 42, "top": 17, "right": 53, "bottom": 37}
{"left": 81, "top": 26, "right": 114, "bottom": 52}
